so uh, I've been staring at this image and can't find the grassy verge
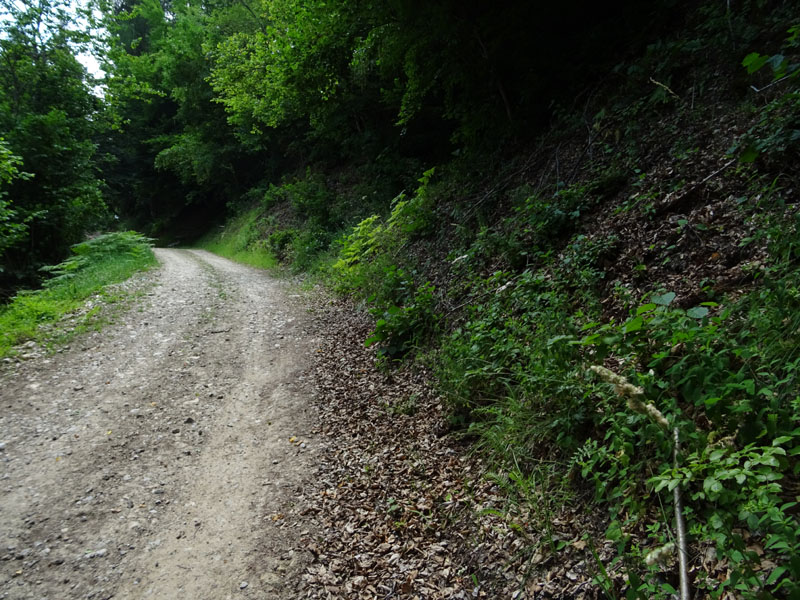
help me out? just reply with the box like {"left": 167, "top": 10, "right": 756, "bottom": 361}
{"left": 0, "top": 231, "right": 157, "bottom": 357}
{"left": 195, "top": 209, "right": 278, "bottom": 270}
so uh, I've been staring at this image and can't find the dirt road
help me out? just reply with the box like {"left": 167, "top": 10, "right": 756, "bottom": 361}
{"left": 0, "top": 249, "right": 319, "bottom": 600}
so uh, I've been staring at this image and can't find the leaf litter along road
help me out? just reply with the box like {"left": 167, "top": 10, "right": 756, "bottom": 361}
{"left": 0, "top": 249, "right": 321, "bottom": 599}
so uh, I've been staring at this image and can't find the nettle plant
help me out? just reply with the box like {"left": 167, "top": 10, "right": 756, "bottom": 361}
{"left": 579, "top": 284, "right": 800, "bottom": 598}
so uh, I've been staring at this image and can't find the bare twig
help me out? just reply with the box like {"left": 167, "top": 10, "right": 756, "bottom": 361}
{"left": 444, "top": 273, "right": 523, "bottom": 316}
{"left": 673, "top": 427, "right": 690, "bottom": 600}
{"left": 656, "top": 158, "right": 736, "bottom": 216}
{"left": 555, "top": 146, "right": 560, "bottom": 190}
{"left": 649, "top": 77, "right": 680, "bottom": 100}
{"left": 699, "top": 158, "right": 736, "bottom": 186}
{"left": 459, "top": 144, "right": 547, "bottom": 220}
{"left": 750, "top": 75, "right": 791, "bottom": 94}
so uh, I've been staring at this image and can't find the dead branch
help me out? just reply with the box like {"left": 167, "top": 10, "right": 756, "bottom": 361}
{"left": 650, "top": 77, "right": 680, "bottom": 100}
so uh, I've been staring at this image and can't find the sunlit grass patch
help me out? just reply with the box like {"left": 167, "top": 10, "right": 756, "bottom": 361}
{"left": 199, "top": 238, "right": 278, "bottom": 270}
{"left": 0, "top": 231, "right": 156, "bottom": 357}
{"left": 195, "top": 209, "right": 278, "bottom": 271}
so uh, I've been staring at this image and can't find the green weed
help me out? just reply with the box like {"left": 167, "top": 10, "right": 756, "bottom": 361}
{"left": 332, "top": 168, "right": 441, "bottom": 359}
{"left": 432, "top": 174, "right": 800, "bottom": 596}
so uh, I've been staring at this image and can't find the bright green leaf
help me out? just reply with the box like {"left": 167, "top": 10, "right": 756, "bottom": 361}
{"left": 740, "top": 144, "right": 760, "bottom": 163}
{"left": 709, "top": 449, "right": 726, "bottom": 461}
{"left": 742, "top": 52, "right": 769, "bottom": 74}
{"left": 636, "top": 303, "right": 656, "bottom": 315}
{"left": 652, "top": 292, "right": 676, "bottom": 306}
{"left": 686, "top": 306, "right": 709, "bottom": 319}
{"left": 766, "top": 566, "right": 787, "bottom": 586}
{"left": 624, "top": 316, "right": 643, "bottom": 333}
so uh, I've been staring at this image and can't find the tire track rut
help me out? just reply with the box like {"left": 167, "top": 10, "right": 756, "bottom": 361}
{"left": 0, "top": 249, "right": 319, "bottom": 599}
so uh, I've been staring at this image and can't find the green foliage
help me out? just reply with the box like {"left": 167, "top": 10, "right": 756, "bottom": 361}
{"left": 333, "top": 169, "right": 440, "bottom": 358}
{"left": 516, "top": 183, "right": 592, "bottom": 246}
{"left": 267, "top": 228, "right": 297, "bottom": 261}
{"left": 288, "top": 228, "right": 329, "bottom": 273}
{"left": 438, "top": 269, "right": 589, "bottom": 429}
{"left": 101, "top": 0, "right": 254, "bottom": 237}
{"left": 736, "top": 25, "right": 800, "bottom": 165}
{"left": 195, "top": 207, "right": 277, "bottom": 271}
{"left": 386, "top": 167, "right": 437, "bottom": 238}
{"left": 199, "top": 237, "right": 278, "bottom": 271}
{"left": 366, "top": 281, "right": 439, "bottom": 360}
{"left": 562, "top": 242, "right": 799, "bottom": 597}
{"left": 430, "top": 162, "right": 800, "bottom": 596}
{"left": 0, "top": 0, "right": 108, "bottom": 289}
{"left": 263, "top": 170, "right": 336, "bottom": 229}
{"left": 207, "top": 0, "right": 359, "bottom": 134}
{"left": 0, "top": 231, "right": 156, "bottom": 356}
{"left": 207, "top": 165, "right": 396, "bottom": 274}
{"left": 650, "top": 439, "right": 799, "bottom": 598}
{"left": 456, "top": 177, "right": 618, "bottom": 275}
{"left": 204, "top": 0, "right": 679, "bottom": 155}
{"left": 0, "top": 139, "right": 33, "bottom": 262}
{"left": 334, "top": 169, "right": 436, "bottom": 294}
{"left": 41, "top": 231, "right": 154, "bottom": 286}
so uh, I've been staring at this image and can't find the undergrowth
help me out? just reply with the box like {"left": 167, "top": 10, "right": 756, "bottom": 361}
{"left": 438, "top": 197, "right": 800, "bottom": 598}
{"left": 195, "top": 209, "right": 278, "bottom": 271}
{"left": 0, "top": 231, "right": 156, "bottom": 357}
{"left": 333, "top": 168, "right": 440, "bottom": 360}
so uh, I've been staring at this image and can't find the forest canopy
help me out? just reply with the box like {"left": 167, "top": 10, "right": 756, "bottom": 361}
{"left": 0, "top": 0, "right": 106, "bottom": 293}
{"left": 1, "top": 0, "right": 690, "bottom": 297}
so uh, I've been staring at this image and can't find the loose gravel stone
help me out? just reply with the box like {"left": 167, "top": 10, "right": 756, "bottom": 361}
{"left": 0, "top": 249, "right": 318, "bottom": 600}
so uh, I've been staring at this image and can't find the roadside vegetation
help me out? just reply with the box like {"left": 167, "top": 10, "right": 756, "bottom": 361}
{"left": 0, "top": 232, "right": 156, "bottom": 357}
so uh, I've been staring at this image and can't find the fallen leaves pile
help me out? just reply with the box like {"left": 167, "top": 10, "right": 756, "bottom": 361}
{"left": 285, "top": 296, "right": 624, "bottom": 599}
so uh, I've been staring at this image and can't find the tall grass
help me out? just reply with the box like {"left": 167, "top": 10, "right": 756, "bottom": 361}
{"left": 0, "top": 231, "right": 156, "bottom": 356}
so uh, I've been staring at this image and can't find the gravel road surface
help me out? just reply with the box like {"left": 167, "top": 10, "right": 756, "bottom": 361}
{"left": 0, "top": 249, "right": 319, "bottom": 599}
